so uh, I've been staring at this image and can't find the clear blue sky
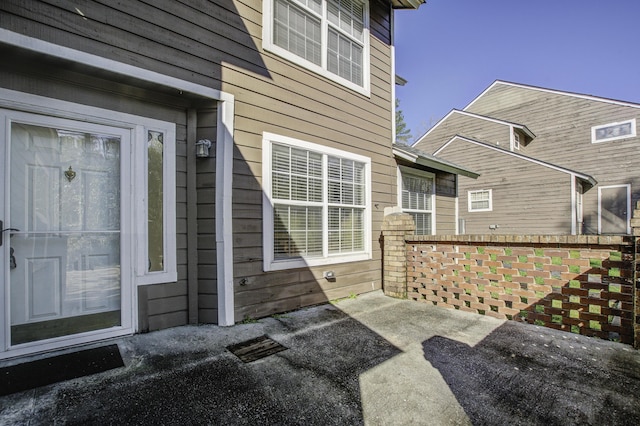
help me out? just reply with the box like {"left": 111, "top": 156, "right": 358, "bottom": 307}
{"left": 394, "top": 0, "right": 640, "bottom": 142}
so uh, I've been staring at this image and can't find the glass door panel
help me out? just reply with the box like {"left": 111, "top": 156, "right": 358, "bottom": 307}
{"left": 9, "top": 122, "right": 121, "bottom": 345}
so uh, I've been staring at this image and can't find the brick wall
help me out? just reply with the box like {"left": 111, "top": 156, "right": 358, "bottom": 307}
{"left": 381, "top": 213, "right": 640, "bottom": 348}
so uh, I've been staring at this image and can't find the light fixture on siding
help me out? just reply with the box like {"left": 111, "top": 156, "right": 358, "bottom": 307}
{"left": 195, "top": 139, "right": 212, "bottom": 158}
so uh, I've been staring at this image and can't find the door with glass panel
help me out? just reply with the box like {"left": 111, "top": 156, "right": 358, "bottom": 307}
{"left": 2, "top": 112, "right": 130, "bottom": 351}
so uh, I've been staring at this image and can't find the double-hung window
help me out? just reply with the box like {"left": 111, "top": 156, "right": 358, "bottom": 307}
{"left": 399, "top": 168, "right": 435, "bottom": 235}
{"left": 263, "top": 0, "right": 370, "bottom": 95}
{"left": 468, "top": 189, "right": 492, "bottom": 212}
{"left": 263, "top": 133, "right": 371, "bottom": 271}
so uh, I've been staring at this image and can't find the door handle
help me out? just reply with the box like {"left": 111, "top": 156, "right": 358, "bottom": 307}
{"left": 0, "top": 221, "right": 20, "bottom": 247}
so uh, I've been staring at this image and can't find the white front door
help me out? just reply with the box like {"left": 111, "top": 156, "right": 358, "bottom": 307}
{"left": 1, "top": 111, "right": 133, "bottom": 355}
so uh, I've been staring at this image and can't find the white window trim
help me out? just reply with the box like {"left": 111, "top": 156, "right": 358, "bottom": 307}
{"left": 397, "top": 166, "right": 436, "bottom": 235}
{"left": 134, "top": 124, "right": 177, "bottom": 286}
{"left": 262, "top": 132, "right": 372, "bottom": 271}
{"left": 262, "top": 0, "right": 371, "bottom": 97}
{"left": 591, "top": 118, "right": 636, "bottom": 143}
{"left": 468, "top": 189, "right": 493, "bottom": 212}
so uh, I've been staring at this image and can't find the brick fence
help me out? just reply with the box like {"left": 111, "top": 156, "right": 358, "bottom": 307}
{"left": 381, "top": 212, "right": 640, "bottom": 348}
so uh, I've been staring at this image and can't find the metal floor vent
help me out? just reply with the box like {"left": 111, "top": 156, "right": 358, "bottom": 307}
{"left": 227, "top": 335, "right": 287, "bottom": 363}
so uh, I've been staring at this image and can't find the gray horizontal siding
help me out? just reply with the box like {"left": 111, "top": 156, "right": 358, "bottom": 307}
{"left": 465, "top": 82, "right": 640, "bottom": 234}
{"left": 441, "top": 139, "right": 573, "bottom": 235}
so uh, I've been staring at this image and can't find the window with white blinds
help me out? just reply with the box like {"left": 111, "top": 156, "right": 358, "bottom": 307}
{"left": 468, "top": 189, "right": 492, "bottom": 212}
{"left": 400, "top": 171, "right": 434, "bottom": 235}
{"left": 264, "top": 0, "right": 369, "bottom": 94}
{"left": 263, "top": 133, "right": 371, "bottom": 270}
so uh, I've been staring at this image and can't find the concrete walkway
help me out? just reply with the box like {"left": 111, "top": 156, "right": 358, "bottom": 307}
{"left": 1, "top": 291, "right": 639, "bottom": 425}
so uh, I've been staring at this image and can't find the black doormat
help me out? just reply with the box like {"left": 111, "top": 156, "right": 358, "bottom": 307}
{"left": 227, "top": 335, "right": 287, "bottom": 363}
{"left": 0, "top": 344, "right": 124, "bottom": 396}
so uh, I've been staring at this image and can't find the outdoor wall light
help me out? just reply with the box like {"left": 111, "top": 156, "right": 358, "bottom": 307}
{"left": 195, "top": 139, "right": 212, "bottom": 158}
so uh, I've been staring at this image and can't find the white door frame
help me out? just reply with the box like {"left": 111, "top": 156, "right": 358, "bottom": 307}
{"left": 0, "top": 27, "right": 238, "bottom": 340}
{"left": 0, "top": 108, "right": 135, "bottom": 359}
{"left": 597, "top": 184, "right": 631, "bottom": 235}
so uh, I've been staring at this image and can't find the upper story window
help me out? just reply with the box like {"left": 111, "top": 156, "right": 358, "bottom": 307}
{"left": 399, "top": 168, "right": 435, "bottom": 235}
{"left": 591, "top": 118, "right": 636, "bottom": 143}
{"left": 468, "top": 189, "right": 492, "bottom": 212}
{"left": 263, "top": 0, "right": 370, "bottom": 96}
{"left": 262, "top": 132, "right": 371, "bottom": 271}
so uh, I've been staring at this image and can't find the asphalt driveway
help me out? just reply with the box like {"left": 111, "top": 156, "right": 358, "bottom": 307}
{"left": 1, "top": 291, "right": 639, "bottom": 425}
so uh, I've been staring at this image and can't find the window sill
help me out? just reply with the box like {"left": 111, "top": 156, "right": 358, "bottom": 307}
{"left": 264, "top": 252, "right": 372, "bottom": 272}
{"left": 263, "top": 44, "right": 371, "bottom": 98}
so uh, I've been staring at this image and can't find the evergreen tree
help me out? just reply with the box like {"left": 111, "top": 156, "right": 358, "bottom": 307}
{"left": 395, "top": 98, "right": 412, "bottom": 144}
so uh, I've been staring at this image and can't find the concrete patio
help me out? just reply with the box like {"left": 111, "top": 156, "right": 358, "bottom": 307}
{"left": 1, "top": 290, "right": 639, "bottom": 425}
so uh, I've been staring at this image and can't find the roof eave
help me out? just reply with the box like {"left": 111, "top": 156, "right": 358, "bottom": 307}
{"left": 390, "top": 0, "right": 425, "bottom": 9}
{"left": 393, "top": 147, "right": 480, "bottom": 179}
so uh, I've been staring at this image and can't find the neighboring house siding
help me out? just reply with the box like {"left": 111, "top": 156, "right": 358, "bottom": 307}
{"left": 416, "top": 112, "right": 512, "bottom": 153}
{"left": 439, "top": 139, "right": 573, "bottom": 234}
{"left": 465, "top": 83, "right": 640, "bottom": 234}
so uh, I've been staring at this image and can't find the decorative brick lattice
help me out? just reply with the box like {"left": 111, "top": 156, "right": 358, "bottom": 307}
{"left": 407, "top": 241, "right": 635, "bottom": 345}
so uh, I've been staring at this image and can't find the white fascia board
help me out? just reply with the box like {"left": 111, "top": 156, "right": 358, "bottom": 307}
{"left": 437, "top": 135, "right": 596, "bottom": 184}
{"left": 0, "top": 28, "right": 230, "bottom": 103}
{"left": 412, "top": 109, "right": 456, "bottom": 147}
{"left": 392, "top": 147, "right": 418, "bottom": 162}
{"left": 464, "top": 80, "right": 640, "bottom": 112}
{"left": 432, "top": 137, "right": 455, "bottom": 156}
{"left": 452, "top": 110, "right": 536, "bottom": 139}
{"left": 413, "top": 108, "right": 536, "bottom": 149}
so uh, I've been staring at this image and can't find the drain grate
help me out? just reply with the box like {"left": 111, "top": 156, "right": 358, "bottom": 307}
{"left": 227, "top": 335, "right": 287, "bottom": 363}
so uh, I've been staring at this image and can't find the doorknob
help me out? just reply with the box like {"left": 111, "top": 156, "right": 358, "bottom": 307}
{"left": 0, "top": 221, "right": 20, "bottom": 247}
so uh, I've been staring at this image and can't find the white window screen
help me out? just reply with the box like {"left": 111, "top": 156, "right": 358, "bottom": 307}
{"left": 401, "top": 173, "right": 433, "bottom": 235}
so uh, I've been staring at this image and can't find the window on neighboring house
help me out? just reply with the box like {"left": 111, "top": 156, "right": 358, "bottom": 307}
{"left": 591, "top": 118, "right": 636, "bottom": 143}
{"left": 513, "top": 132, "right": 521, "bottom": 150}
{"left": 468, "top": 189, "right": 492, "bottom": 212}
{"left": 400, "top": 168, "right": 434, "bottom": 235}
{"left": 263, "top": 133, "right": 371, "bottom": 271}
{"left": 263, "top": 0, "right": 370, "bottom": 95}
